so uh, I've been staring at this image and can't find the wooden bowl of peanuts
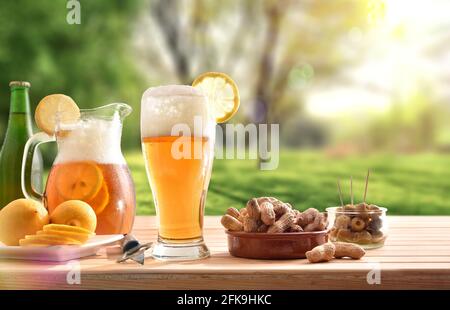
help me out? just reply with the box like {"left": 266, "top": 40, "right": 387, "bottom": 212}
{"left": 221, "top": 197, "right": 330, "bottom": 259}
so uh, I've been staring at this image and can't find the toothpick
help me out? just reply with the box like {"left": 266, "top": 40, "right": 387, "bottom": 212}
{"left": 364, "top": 169, "right": 370, "bottom": 204}
{"left": 337, "top": 180, "right": 344, "bottom": 207}
{"left": 350, "top": 176, "right": 354, "bottom": 206}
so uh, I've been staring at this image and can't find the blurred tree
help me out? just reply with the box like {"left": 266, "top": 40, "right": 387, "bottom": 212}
{"left": 151, "top": 0, "right": 191, "bottom": 83}
{"left": 0, "top": 0, "right": 145, "bottom": 152}
{"left": 255, "top": 0, "right": 370, "bottom": 125}
{"left": 149, "top": 0, "right": 257, "bottom": 84}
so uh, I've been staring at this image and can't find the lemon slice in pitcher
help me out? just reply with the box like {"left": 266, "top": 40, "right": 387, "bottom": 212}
{"left": 35, "top": 94, "right": 80, "bottom": 135}
{"left": 192, "top": 72, "right": 240, "bottom": 123}
{"left": 55, "top": 161, "right": 104, "bottom": 201}
{"left": 86, "top": 182, "right": 110, "bottom": 215}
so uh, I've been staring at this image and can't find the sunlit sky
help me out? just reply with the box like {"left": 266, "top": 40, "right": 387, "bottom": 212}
{"left": 306, "top": 0, "right": 450, "bottom": 118}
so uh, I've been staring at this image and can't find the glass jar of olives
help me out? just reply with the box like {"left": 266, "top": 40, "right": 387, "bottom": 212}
{"left": 326, "top": 204, "right": 388, "bottom": 249}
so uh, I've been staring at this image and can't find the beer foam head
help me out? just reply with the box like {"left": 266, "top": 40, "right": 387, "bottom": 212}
{"left": 141, "top": 85, "right": 213, "bottom": 138}
{"left": 54, "top": 116, "right": 125, "bottom": 164}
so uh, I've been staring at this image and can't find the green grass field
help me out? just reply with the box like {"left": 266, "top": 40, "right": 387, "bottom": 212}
{"left": 126, "top": 150, "right": 450, "bottom": 215}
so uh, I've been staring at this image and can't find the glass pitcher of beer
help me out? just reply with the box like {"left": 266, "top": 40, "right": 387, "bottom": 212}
{"left": 21, "top": 103, "right": 136, "bottom": 234}
{"left": 141, "top": 85, "right": 215, "bottom": 260}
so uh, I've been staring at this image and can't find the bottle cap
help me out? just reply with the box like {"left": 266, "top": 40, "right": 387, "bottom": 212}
{"left": 9, "top": 81, "right": 31, "bottom": 88}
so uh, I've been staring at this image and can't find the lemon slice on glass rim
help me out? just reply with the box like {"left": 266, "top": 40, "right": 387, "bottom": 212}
{"left": 192, "top": 72, "right": 240, "bottom": 123}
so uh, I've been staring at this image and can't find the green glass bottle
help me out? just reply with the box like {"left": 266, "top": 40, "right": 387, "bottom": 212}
{"left": 0, "top": 81, "right": 43, "bottom": 208}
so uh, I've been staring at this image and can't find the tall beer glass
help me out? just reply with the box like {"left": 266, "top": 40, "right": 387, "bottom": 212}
{"left": 141, "top": 85, "right": 214, "bottom": 260}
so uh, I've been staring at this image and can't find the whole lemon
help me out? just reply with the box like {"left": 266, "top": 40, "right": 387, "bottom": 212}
{"left": 0, "top": 199, "right": 49, "bottom": 246}
{"left": 50, "top": 200, "right": 97, "bottom": 233}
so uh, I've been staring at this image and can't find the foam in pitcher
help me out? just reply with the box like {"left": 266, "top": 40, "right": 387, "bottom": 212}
{"left": 141, "top": 85, "right": 212, "bottom": 138}
{"left": 54, "top": 116, "right": 125, "bottom": 164}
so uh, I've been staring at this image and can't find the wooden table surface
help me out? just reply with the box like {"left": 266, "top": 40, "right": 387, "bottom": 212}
{"left": 1, "top": 216, "right": 450, "bottom": 290}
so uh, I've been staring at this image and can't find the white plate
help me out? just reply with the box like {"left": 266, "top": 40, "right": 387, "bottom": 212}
{"left": 0, "top": 234, "right": 124, "bottom": 262}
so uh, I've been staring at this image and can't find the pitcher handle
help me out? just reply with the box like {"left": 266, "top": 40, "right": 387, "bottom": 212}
{"left": 21, "top": 132, "right": 55, "bottom": 201}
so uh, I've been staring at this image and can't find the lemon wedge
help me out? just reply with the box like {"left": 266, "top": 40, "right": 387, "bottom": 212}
{"left": 192, "top": 72, "right": 240, "bottom": 123}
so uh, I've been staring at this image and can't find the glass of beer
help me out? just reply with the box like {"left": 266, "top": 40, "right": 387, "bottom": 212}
{"left": 22, "top": 103, "right": 136, "bottom": 234}
{"left": 141, "top": 85, "right": 215, "bottom": 260}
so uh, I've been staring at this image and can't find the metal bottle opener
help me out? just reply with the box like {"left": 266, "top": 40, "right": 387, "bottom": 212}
{"left": 117, "top": 234, "right": 152, "bottom": 265}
